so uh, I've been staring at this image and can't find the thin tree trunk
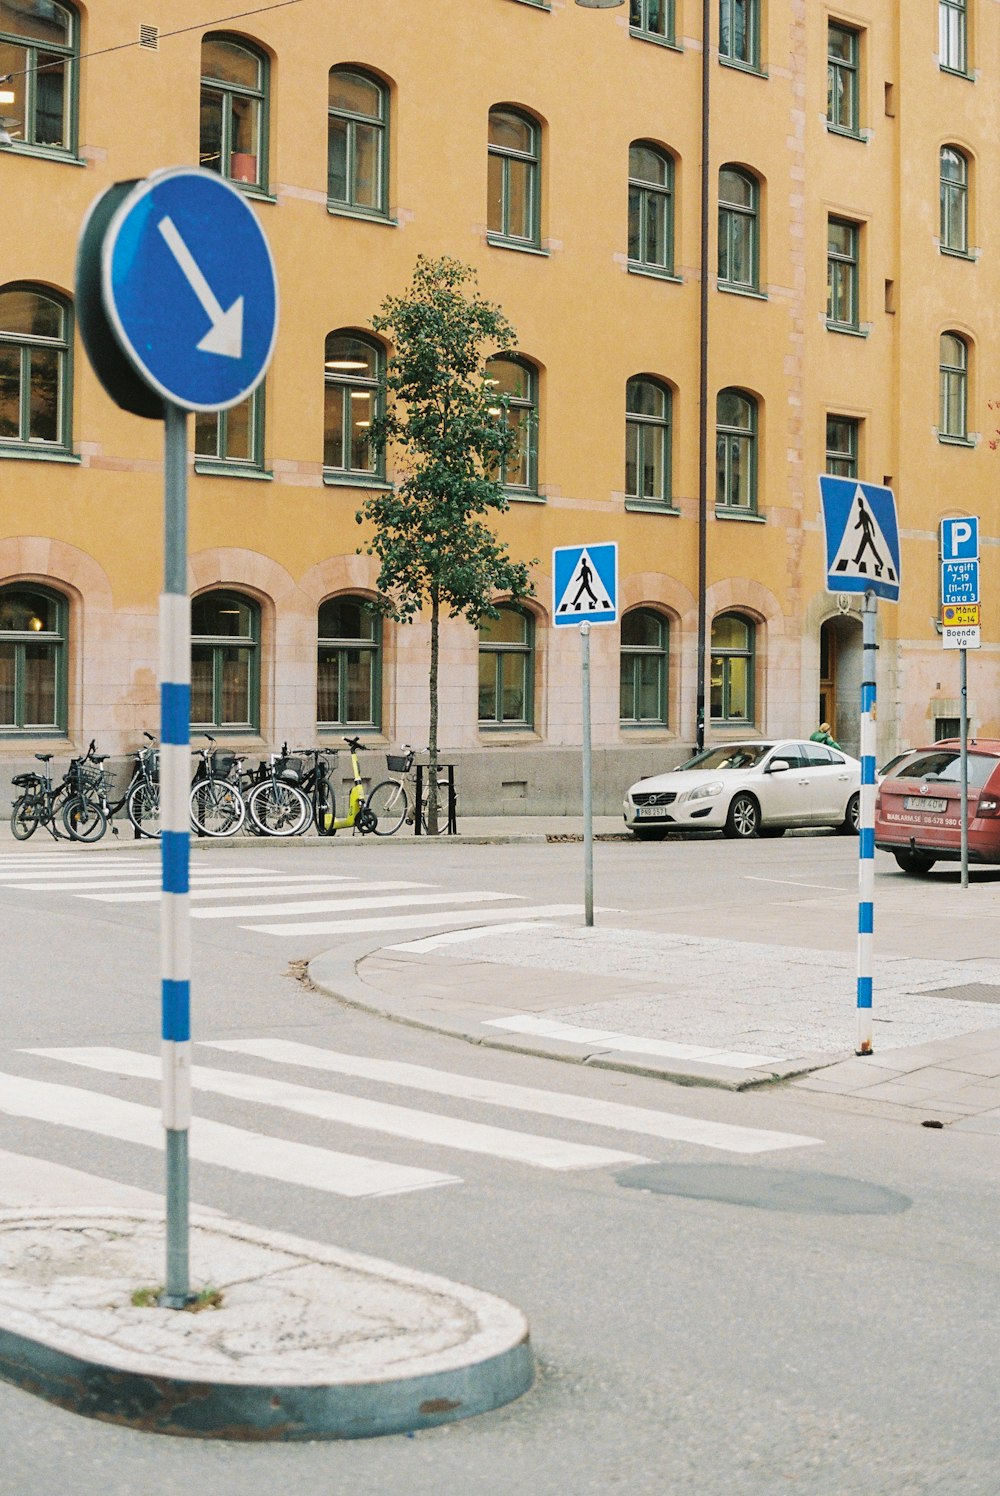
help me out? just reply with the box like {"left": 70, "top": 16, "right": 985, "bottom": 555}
{"left": 427, "top": 584, "right": 440, "bottom": 833}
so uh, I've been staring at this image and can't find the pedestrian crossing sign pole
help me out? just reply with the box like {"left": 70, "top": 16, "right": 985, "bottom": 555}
{"left": 553, "top": 545, "right": 618, "bottom": 928}
{"left": 819, "top": 477, "right": 901, "bottom": 1057}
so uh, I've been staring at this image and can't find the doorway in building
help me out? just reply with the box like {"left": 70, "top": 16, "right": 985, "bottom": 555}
{"left": 819, "top": 614, "right": 862, "bottom": 757}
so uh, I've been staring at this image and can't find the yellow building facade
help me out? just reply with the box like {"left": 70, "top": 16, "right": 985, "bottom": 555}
{"left": 1, "top": 0, "right": 998, "bottom": 811}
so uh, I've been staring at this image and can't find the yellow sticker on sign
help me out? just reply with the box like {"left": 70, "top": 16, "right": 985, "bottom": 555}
{"left": 942, "top": 603, "right": 980, "bottom": 626}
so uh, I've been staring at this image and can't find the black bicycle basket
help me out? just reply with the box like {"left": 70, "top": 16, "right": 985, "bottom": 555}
{"left": 278, "top": 756, "right": 303, "bottom": 783}
{"left": 386, "top": 750, "right": 414, "bottom": 773}
{"left": 211, "top": 750, "right": 237, "bottom": 778}
{"left": 11, "top": 773, "right": 38, "bottom": 788}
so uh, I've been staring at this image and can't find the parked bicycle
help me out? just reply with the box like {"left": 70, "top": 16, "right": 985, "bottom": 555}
{"left": 245, "top": 746, "right": 311, "bottom": 837}
{"left": 364, "top": 745, "right": 452, "bottom": 836}
{"left": 290, "top": 745, "right": 336, "bottom": 835}
{"left": 61, "top": 733, "right": 161, "bottom": 841}
{"left": 11, "top": 751, "right": 106, "bottom": 842}
{"left": 189, "top": 736, "right": 246, "bottom": 838}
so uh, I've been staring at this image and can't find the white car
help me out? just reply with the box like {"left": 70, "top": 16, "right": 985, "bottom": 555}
{"left": 623, "top": 740, "right": 862, "bottom": 841}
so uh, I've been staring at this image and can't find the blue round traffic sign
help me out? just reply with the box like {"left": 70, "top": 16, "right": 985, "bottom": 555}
{"left": 101, "top": 167, "right": 278, "bottom": 412}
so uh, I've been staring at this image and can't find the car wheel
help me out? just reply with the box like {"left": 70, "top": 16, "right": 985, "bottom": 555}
{"left": 758, "top": 825, "right": 785, "bottom": 839}
{"left": 723, "top": 794, "right": 760, "bottom": 839}
{"left": 631, "top": 827, "right": 668, "bottom": 841}
{"left": 893, "top": 850, "right": 936, "bottom": 875}
{"left": 839, "top": 792, "right": 860, "bottom": 835}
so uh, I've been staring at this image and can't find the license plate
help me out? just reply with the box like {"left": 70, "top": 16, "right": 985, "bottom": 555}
{"left": 635, "top": 805, "right": 669, "bottom": 819}
{"left": 904, "top": 796, "right": 946, "bottom": 813}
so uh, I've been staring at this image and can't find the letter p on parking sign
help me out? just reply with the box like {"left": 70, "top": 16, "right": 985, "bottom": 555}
{"left": 941, "top": 516, "right": 979, "bottom": 561}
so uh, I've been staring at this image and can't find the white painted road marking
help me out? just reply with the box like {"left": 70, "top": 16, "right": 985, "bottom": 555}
{"left": 83, "top": 879, "right": 432, "bottom": 904}
{"left": 248, "top": 903, "right": 587, "bottom": 936}
{"left": 0, "top": 1072, "right": 457, "bottom": 1198}
{"left": 0, "top": 1146, "right": 221, "bottom": 1215}
{"left": 28, "top": 1048, "right": 649, "bottom": 1172}
{"left": 204, "top": 1039, "right": 821, "bottom": 1155}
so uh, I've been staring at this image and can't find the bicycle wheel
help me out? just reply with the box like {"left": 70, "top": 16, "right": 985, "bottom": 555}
{"left": 62, "top": 794, "right": 108, "bottom": 842}
{"left": 10, "top": 795, "right": 40, "bottom": 840}
{"left": 190, "top": 778, "right": 246, "bottom": 838}
{"left": 421, "top": 775, "right": 452, "bottom": 836}
{"left": 247, "top": 779, "right": 310, "bottom": 837}
{"left": 365, "top": 779, "right": 408, "bottom": 836}
{"left": 126, "top": 780, "right": 161, "bottom": 839}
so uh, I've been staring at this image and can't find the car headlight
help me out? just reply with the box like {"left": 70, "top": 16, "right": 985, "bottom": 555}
{"left": 685, "top": 780, "right": 724, "bottom": 803}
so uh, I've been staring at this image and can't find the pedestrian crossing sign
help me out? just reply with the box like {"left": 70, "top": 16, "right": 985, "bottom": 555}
{"left": 818, "top": 476, "right": 900, "bottom": 603}
{"left": 553, "top": 543, "right": 618, "bottom": 625}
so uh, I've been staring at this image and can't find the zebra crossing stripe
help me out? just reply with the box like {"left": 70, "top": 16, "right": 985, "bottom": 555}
{"left": 192, "top": 889, "right": 518, "bottom": 921}
{"left": 0, "top": 1146, "right": 220, "bottom": 1215}
{"left": 83, "top": 879, "right": 433, "bottom": 905}
{"left": 247, "top": 902, "right": 585, "bottom": 936}
{"left": 0, "top": 1071, "right": 457, "bottom": 1198}
{"left": 27, "top": 1049, "right": 649, "bottom": 1172}
{"left": 203, "top": 1039, "right": 822, "bottom": 1156}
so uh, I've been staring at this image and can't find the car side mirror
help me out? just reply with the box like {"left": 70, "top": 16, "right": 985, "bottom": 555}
{"left": 767, "top": 760, "right": 790, "bottom": 774}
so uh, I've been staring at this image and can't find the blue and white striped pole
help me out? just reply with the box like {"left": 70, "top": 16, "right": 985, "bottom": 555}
{"left": 857, "top": 590, "right": 878, "bottom": 1056}
{"left": 160, "top": 401, "right": 193, "bottom": 1308}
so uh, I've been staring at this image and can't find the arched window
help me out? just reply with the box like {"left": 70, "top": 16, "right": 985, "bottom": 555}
{"left": 485, "top": 355, "right": 537, "bottom": 494}
{"left": 200, "top": 35, "right": 268, "bottom": 191}
{"left": 324, "top": 332, "right": 383, "bottom": 478}
{"left": 317, "top": 597, "right": 381, "bottom": 728}
{"left": 939, "top": 333, "right": 968, "bottom": 441}
{"left": 710, "top": 613, "right": 754, "bottom": 723}
{"left": 191, "top": 591, "right": 260, "bottom": 731}
{"left": 620, "top": 609, "right": 668, "bottom": 726}
{"left": 718, "top": 167, "right": 758, "bottom": 291}
{"left": 940, "top": 147, "right": 968, "bottom": 254}
{"left": 328, "top": 68, "right": 388, "bottom": 216}
{"left": 628, "top": 143, "right": 673, "bottom": 274}
{"left": 0, "top": 583, "right": 67, "bottom": 732}
{"left": 626, "top": 376, "right": 671, "bottom": 508}
{"left": 0, "top": 0, "right": 77, "bottom": 153}
{"left": 488, "top": 107, "right": 540, "bottom": 247}
{"left": 0, "top": 284, "right": 72, "bottom": 453}
{"left": 478, "top": 606, "right": 534, "bottom": 727}
{"left": 715, "top": 388, "right": 757, "bottom": 512}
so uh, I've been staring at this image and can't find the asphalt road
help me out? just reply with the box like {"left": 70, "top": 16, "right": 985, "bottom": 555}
{"left": 0, "top": 835, "right": 997, "bottom": 1495}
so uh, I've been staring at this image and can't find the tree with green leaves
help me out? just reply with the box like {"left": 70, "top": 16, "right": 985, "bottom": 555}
{"left": 357, "top": 255, "right": 535, "bottom": 830}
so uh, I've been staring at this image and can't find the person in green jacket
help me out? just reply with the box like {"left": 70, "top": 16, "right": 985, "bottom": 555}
{"left": 810, "top": 721, "right": 841, "bottom": 750}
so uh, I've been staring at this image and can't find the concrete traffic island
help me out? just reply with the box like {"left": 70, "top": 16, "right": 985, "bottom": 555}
{"left": 0, "top": 1208, "right": 534, "bottom": 1439}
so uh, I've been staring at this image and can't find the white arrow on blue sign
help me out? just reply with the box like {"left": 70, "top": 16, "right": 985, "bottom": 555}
{"left": 553, "top": 543, "right": 618, "bottom": 625}
{"left": 102, "top": 167, "right": 278, "bottom": 412}
{"left": 819, "top": 476, "right": 901, "bottom": 602}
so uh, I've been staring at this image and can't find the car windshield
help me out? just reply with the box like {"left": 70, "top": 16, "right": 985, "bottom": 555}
{"left": 678, "top": 744, "right": 773, "bottom": 772}
{"left": 889, "top": 750, "right": 997, "bottom": 791}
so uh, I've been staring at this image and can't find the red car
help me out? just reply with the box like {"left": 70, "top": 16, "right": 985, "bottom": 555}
{"left": 875, "top": 738, "right": 1000, "bottom": 874}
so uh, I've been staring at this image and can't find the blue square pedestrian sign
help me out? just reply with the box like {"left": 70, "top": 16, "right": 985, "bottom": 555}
{"left": 553, "top": 544, "right": 618, "bottom": 625}
{"left": 818, "top": 476, "right": 900, "bottom": 603}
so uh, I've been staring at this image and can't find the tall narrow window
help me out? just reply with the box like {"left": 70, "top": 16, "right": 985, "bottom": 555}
{"left": 328, "top": 68, "right": 388, "bottom": 217}
{"left": 628, "top": 143, "right": 674, "bottom": 274}
{"left": 486, "top": 355, "right": 537, "bottom": 495}
{"left": 939, "top": 0, "right": 967, "bottom": 73}
{"left": 195, "top": 387, "right": 264, "bottom": 472}
{"left": 200, "top": 35, "right": 267, "bottom": 191}
{"left": 939, "top": 333, "right": 968, "bottom": 441}
{"left": 715, "top": 389, "right": 757, "bottom": 512}
{"left": 626, "top": 376, "right": 671, "bottom": 508}
{"left": 710, "top": 613, "right": 754, "bottom": 723}
{"left": 827, "top": 217, "right": 859, "bottom": 329}
{"left": 0, "top": 584, "right": 67, "bottom": 733}
{"left": 629, "top": 0, "right": 673, "bottom": 44}
{"left": 719, "top": 0, "right": 758, "bottom": 68}
{"left": 488, "top": 107, "right": 540, "bottom": 247}
{"left": 317, "top": 597, "right": 381, "bottom": 728}
{"left": 940, "top": 146, "right": 968, "bottom": 253}
{"left": 190, "top": 591, "right": 259, "bottom": 731}
{"left": 827, "top": 23, "right": 860, "bottom": 134}
{"left": 478, "top": 607, "right": 533, "bottom": 727}
{"left": 620, "top": 609, "right": 668, "bottom": 726}
{"left": 324, "top": 332, "right": 383, "bottom": 478}
{"left": 825, "top": 415, "right": 859, "bottom": 477}
{"left": 0, "top": 0, "right": 77, "bottom": 154}
{"left": 718, "top": 167, "right": 758, "bottom": 291}
{"left": 0, "top": 284, "right": 71, "bottom": 454}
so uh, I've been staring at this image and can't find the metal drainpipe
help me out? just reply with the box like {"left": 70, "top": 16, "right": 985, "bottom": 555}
{"left": 695, "top": 0, "right": 711, "bottom": 751}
